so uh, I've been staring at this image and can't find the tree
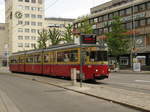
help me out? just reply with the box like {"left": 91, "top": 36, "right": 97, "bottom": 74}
{"left": 37, "top": 29, "right": 49, "bottom": 49}
{"left": 62, "top": 24, "right": 74, "bottom": 43}
{"left": 77, "top": 16, "right": 93, "bottom": 34}
{"left": 105, "top": 16, "right": 129, "bottom": 65}
{"left": 48, "top": 28, "right": 62, "bottom": 45}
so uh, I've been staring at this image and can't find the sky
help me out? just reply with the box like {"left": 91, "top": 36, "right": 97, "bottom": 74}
{"left": 0, "top": 0, "right": 110, "bottom": 23}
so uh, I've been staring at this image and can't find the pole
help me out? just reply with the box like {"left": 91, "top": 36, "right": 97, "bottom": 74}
{"left": 131, "top": 1, "right": 135, "bottom": 70}
{"left": 80, "top": 43, "right": 83, "bottom": 87}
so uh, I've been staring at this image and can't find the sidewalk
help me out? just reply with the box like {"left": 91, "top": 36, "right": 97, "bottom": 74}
{"left": 12, "top": 73, "right": 150, "bottom": 112}
{"left": 0, "top": 67, "right": 10, "bottom": 74}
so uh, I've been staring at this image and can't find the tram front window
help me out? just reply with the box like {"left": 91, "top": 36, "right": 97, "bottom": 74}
{"left": 90, "top": 51, "right": 107, "bottom": 62}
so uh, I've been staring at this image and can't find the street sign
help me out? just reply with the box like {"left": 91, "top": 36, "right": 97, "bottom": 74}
{"left": 80, "top": 34, "right": 96, "bottom": 44}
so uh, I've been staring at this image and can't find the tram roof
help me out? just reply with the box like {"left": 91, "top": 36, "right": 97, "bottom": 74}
{"left": 12, "top": 43, "right": 103, "bottom": 55}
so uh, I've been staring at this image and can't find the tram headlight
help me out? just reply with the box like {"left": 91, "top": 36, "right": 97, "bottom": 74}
{"left": 96, "top": 69, "right": 98, "bottom": 72}
{"left": 108, "top": 68, "right": 111, "bottom": 72}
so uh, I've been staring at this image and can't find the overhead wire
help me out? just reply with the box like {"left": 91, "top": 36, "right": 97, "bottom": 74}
{"left": 45, "top": 0, "right": 60, "bottom": 11}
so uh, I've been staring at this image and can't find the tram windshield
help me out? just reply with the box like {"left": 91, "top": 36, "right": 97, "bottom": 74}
{"left": 89, "top": 51, "right": 107, "bottom": 62}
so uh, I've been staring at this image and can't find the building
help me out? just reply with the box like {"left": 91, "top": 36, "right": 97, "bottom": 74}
{"left": 74, "top": 0, "right": 150, "bottom": 69}
{"left": 0, "top": 0, "right": 75, "bottom": 66}
{"left": 5, "top": 0, "right": 45, "bottom": 53}
{"left": 0, "top": 23, "right": 9, "bottom": 66}
{"left": 44, "top": 17, "right": 75, "bottom": 45}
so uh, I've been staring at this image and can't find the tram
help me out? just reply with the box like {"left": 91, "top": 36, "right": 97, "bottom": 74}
{"left": 9, "top": 44, "right": 110, "bottom": 80}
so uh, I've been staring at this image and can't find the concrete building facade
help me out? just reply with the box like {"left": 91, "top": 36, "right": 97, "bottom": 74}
{"left": 0, "top": 23, "right": 9, "bottom": 66}
{"left": 5, "top": 0, "right": 45, "bottom": 53}
{"left": 74, "top": 0, "right": 150, "bottom": 69}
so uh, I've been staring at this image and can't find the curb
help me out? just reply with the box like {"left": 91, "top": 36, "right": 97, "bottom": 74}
{"left": 12, "top": 74, "right": 149, "bottom": 112}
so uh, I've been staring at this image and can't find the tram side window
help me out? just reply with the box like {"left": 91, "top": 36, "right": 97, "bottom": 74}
{"left": 70, "top": 50, "right": 78, "bottom": 62}
{"left": 44, "top": 54, "right": 49, "bottom": 63}
{"left": 34, "top": 55, "right": 41, "bottom": 63}
{"left": 57, "top": 50, "right": 78, "bottom": 62}
{"left": 90, "top": 51, "right": 107, "bottom": 62}
{"left": 57, "top": 52, "right": 64, "bottom": 62}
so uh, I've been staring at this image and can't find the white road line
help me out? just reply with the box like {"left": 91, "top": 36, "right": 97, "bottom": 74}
{"left": 135, "top": 80, "right": 150, "bottom": 83}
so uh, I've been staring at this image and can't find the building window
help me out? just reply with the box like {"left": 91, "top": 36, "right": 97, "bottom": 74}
{"left": 93, "top": 29, "right": 99, "bottom": 35}
{"left": 37, "top": 22, "right": 42, "bottom": 26}
{"left": 31, "top": 0, "right": 36, "bottom": 3}
{"left": 103, "top": 15, "right": 108, "bottom": 21}
{"left": 147, "top": 18, "right": 150, "bottom": 25}
{"left": 0, "top": 27, "right": 5, "bottom": 30}
{"left": 18, "top": 28, "right": 23, "bottom": 32}
{"left": 31, "top": 29, "right": 36, "bottom": 33}
{"left": 108, "top": 13, "right": 113, "bottom": 20}
{"left": 25, "top": 14, "right": 30, "bottom": 18}
{"left": 18, "top": 43, "right": 23, "bottom": 47}
{"left": 25, "top": 36, "right": 30, "bottom": 40}
{"left": 113, "top": 11, "right": 119, "bottom": 17}
{"left": 38, "top": 8, "right": 42, "bottom": 11}
{"left": 140, "top": 19, "right": 146, "bottom": 26}
{"left": 139, "top": 4, "right": 146, "bottom": 11}
{"left": 17, "top": 5, "right": 23, "bottom": 10}
{"left": 134, "top": 21, "right": 139, "bottom": 28}
{"left": 38, "top": 0, "right": 42, "bottom": 4}
{"left": 31, "top": 36, "right": 36, "bottom": 40}
{"left": 25, "top": 21, "right": 30, "bottom": 25}
{"left": 31, "top": 43, "right": 36, "bottom": 48}
{"left": 103, "top": 28, "right": 108, "bottom": 33}
{"left": 25, "top": 0, "right": 30, "bottom": 2}
{"left": 99, "top": 16, "right": 103, "bottom": 22}
{"left": 25, "top": 28, "right": 30, "bottom": 33}
{"left": 31, "top": 22, "right": 36, "bottom": 26}
{"left": 133, "top": 6, "right": 138, "bottom": 13}
{"left": 18, "top": 20, "right": 23, "bottom": 25}
{"left": 126, "top": 8, "right": 132, "bottom": 15}
{"left": 37, "top": 15, "right": 42, "bottom": 18}
{"left": 31, "top": 14, "right": 36, "bottom": 18}
{"left": 18, "top": 36, "right": 23, "bottom": 40}
{"left": 147, "top": 2, "right": 150, "bottom": 10}
{"left": 119, "top": 10, "right": 125, "bottom": 16}
{"left": 120, "top": 58, "right": 129, "bottom": 65}
{"left": 126, "top": 22, "right": 132, "bottom": 30}
{"left": 89, "top": 19, "right": 94, "bottom": 24}
{"left": 99, "top": 28, "right": 103, "bottom": 35}
{"left": 31, "top": 7, "right": 36, "bottom": 10}
{"left": 94, "top": 18, "right": 98, "bottom": 23}
{"left": 25, "top": 43, "right": 30, "bottom": 47}
{"left": 25, "top": 6, "right": 30, "bottom": 10}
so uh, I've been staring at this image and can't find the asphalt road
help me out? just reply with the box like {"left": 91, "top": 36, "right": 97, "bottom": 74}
{"left": 0, "top": 73, "right": 141, "bottom": 112}
{"left": 99, "top": 73, "right": 150, "bottom": 94}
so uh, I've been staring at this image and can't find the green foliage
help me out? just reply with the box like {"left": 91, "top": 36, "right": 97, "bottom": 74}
{"left": 77, "top": 16, "right": 93, "bottom": 34}
{"left": 37, "top": 29, "right": 49, "bottom": 49}
{"left": 62, "top": 24, "right": 74, "bottom": 43}
{"left": 48, "top": 28, "right": 62, "bottom": 45}
{"left": 105, "top": 16, "right": 129, "bottom": 57}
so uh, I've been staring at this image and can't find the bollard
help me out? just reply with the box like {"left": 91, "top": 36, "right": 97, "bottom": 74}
{"left": 71, "top": 68, "right": 77, "bottom": 86}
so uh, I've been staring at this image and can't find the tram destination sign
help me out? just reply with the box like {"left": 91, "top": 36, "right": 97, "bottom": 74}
{"left": 80, "top": 34, "right": 96, "bottom": 44}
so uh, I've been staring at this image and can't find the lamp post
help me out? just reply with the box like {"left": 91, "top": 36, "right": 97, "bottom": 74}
{"left": 131, "top": 1, "right": 136, "bottom": 70}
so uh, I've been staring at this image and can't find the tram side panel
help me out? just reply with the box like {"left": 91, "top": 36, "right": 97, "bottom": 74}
{"left": 25, "top": 53, "right": 43, "bottom": 74}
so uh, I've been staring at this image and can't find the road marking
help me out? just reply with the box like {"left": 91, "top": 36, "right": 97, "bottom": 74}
{"left": 135, "top": 80, "right": 150, "bottom": 83}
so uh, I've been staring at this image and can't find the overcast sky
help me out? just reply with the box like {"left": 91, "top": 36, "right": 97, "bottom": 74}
{"left": 0, "top": 0, "right": 110, "bottom": 23}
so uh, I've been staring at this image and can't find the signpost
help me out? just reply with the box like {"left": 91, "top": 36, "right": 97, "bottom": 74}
{"left": 79, "top": 34, "right": 96, "bottom": 87}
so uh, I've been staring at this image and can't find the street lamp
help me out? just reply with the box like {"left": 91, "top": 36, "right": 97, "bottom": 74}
{"left": 130, "top": 1, "right": 136, "bottom": 69}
